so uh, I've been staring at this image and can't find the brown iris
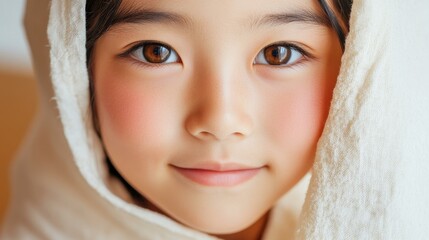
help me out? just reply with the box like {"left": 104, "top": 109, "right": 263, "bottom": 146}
{"left": 143, "top": 43, "right": 171, "bottom": 63}
{"left": 264, "top": 45, "right": 292, "bottom": 65}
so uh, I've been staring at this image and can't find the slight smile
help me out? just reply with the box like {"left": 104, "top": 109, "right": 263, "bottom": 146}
{"left": 170, "top": 164, "right": 264, "bottom": 187}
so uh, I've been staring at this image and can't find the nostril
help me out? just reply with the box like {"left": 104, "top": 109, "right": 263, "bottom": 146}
{"left": 194, "top": 131, "right": 217, "bottom": 141}
{"left": 185, "top": 109, "right": 253, "bottom": 141}
{"left": 196, "top": 131, "right": 246, "bottom": 141}
{"left": 232, "top": 132, "right": 245, "bottom": 138}
{"left": 200, "top": 131, "right": 211, "bottom": 138}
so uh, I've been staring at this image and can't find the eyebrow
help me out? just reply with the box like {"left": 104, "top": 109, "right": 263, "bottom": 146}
{"left": 110, "top": 7, "right": 330, "bottom": 29}
{"left": 250, "top": 9, "right": 331, "bottom": 28}
{"left": 111, "top": 8, "right": 190, "bottom": 27}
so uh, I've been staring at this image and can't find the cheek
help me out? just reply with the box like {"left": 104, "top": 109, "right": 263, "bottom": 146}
{"left": 97, "top": 82, "right": 163, "bottom": 143}
{"left": 264, "top": 74, "right": 335, "bottom": 154}
{"left": 260, "top": 71, "right": 336, "bottom": 194}
{"left": 281, "top": 87, "right": 328, "bottom": 141}
{"left": 94, "top": 68, "right": 178, "bottom": 168}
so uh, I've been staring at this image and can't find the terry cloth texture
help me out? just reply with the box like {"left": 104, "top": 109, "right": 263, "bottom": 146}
{"left": 298, "top": 0, "right": 429, "bottom": 239}
{"left": 1, "top": 0, "right": 429, "bottom": 239}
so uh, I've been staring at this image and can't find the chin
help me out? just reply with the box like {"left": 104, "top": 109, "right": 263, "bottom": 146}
{"left": 196, "top": 220, "right": 250, "bottom": 235}
{"left": 168, "top": 202, "right": 265, "bottom": 235}
{"left": 186, "top": 219, "right": 253, "bottom": 235}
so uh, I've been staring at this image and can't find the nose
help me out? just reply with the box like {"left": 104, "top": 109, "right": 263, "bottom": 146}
{"left": 185, "top": 69, "right": 253, "bottom": 142}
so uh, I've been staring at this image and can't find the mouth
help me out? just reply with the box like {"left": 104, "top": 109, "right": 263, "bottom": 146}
{"left": 170, "top": 162, "right": 264, "bottom": 187}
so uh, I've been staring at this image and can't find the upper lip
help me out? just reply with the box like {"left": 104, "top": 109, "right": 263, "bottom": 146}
{"left": 171, "top": 161, "right": 264, "bottom": 172}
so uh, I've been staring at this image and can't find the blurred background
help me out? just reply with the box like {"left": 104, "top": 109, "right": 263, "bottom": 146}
{"left": 0, "top": 0, "right": 38, "bottom": 222}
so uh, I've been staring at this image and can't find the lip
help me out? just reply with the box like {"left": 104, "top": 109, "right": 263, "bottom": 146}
{"left": 171, "top": 162, "right": 263, "bottom": 187}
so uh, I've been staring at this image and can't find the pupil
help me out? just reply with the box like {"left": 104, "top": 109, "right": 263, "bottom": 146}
{"left": 264, "top": 46, "right": 290, "bottom": 65}
{"left": 272, "top": 48, "right": 280, "bottom": 58}
{"left": 153, "top": 47, "right": 161, "bottom": 55}
{"left": 144, "top": 44, "right": 170, "bottom": 63}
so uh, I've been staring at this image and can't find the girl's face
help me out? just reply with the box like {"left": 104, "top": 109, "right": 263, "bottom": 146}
{"left": 93, "top": 0, "right": 342, "bottom": 235}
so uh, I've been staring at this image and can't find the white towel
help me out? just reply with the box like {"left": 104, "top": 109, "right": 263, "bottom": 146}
{"left": 298, "top": 1, "right": 429, "bottom": 239}
{"left": 1, "top": 0, "right": 428, "bottom": 239}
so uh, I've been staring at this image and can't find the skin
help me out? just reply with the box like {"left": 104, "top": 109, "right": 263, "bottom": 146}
{"left": 92, "top": 0, "right": 343, "bottom": 239}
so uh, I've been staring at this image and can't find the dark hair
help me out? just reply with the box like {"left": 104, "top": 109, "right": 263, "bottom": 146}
{"left": 86, "top": 0, "right": 353, "bottom": 62}
{"left": 319, "top": 0, "right": 352, "bottom": 50}
{"left": 85, "top": 0, "right": 353, "bottom": 201}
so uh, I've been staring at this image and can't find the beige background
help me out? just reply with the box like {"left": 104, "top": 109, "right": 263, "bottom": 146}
{"left": 0, "top": 0, "right": 35, "bottom": 223}
{"left": 0, "top": 70, "right": 37, "bottom": 223}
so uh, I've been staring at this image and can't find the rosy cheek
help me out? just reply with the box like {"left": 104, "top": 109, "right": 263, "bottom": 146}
{"left": 95, "top": 75, "right": 169, "bottom": 151}
{"left": 266, "top": 77, "right": 333, "bottom": 152}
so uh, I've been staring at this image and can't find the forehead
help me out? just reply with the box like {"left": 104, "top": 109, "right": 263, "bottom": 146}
{"left": 116, "top": 0, "right": 328, "bottom": 30}
{"left": 121, "top": 0, "right": 322, "bottom": 11}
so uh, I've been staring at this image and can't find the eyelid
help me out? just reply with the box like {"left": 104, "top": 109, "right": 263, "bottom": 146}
{"left": 253, "top": 41, "right": 315, "bottom": 67}
{"left": 118, "top": 40, "right": 181, "bottom": 66}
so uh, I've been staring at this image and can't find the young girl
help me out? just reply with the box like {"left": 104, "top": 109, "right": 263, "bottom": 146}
{"left": 85, "top": 0, "right": 350, "bottom": 239}
{"left": 6, "top": 0, "right": 429, "bottom": 239}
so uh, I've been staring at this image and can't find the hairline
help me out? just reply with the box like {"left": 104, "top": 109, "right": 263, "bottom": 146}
{"left": 108, "top": 6, "right": 332, "bottom": 32}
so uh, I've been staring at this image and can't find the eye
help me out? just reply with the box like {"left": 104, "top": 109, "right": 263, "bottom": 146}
{"left": 254, "top": 43, "right": 304, "bottom": 66}
{"left": 129, "top": 41, "right": 179, "bottom": 64}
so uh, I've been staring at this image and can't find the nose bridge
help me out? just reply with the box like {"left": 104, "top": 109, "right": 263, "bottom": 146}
{"left": 202, "top": 59, "right": 236, "bottom": 115}
{"left": 186, "top": 51, "right": 253, "bottom": 141}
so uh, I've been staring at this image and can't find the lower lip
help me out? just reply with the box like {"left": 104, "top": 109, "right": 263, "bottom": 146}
{"left": 172, "top": 167, "right": 262, "bottom": 187}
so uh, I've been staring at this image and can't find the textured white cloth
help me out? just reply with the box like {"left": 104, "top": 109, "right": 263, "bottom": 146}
{"left": 298, "top": 0, "right": 429, "bottom": 239}
{"left": 2, "top": 0, "right": 429, "bottom": 239}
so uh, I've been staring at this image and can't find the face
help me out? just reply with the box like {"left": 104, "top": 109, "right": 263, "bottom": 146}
{"left": 92, "top": 0, "right": 342, "bottom": 235}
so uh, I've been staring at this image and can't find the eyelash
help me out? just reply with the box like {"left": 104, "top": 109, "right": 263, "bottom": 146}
{"left": 254, "top": 41, "right": 314, "bottom": 67}
{"left": 118, "top": 41, "right": 179, "bottom": 69}
{"left": 118, "top": 40, "right": 314, "bottom": 68}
